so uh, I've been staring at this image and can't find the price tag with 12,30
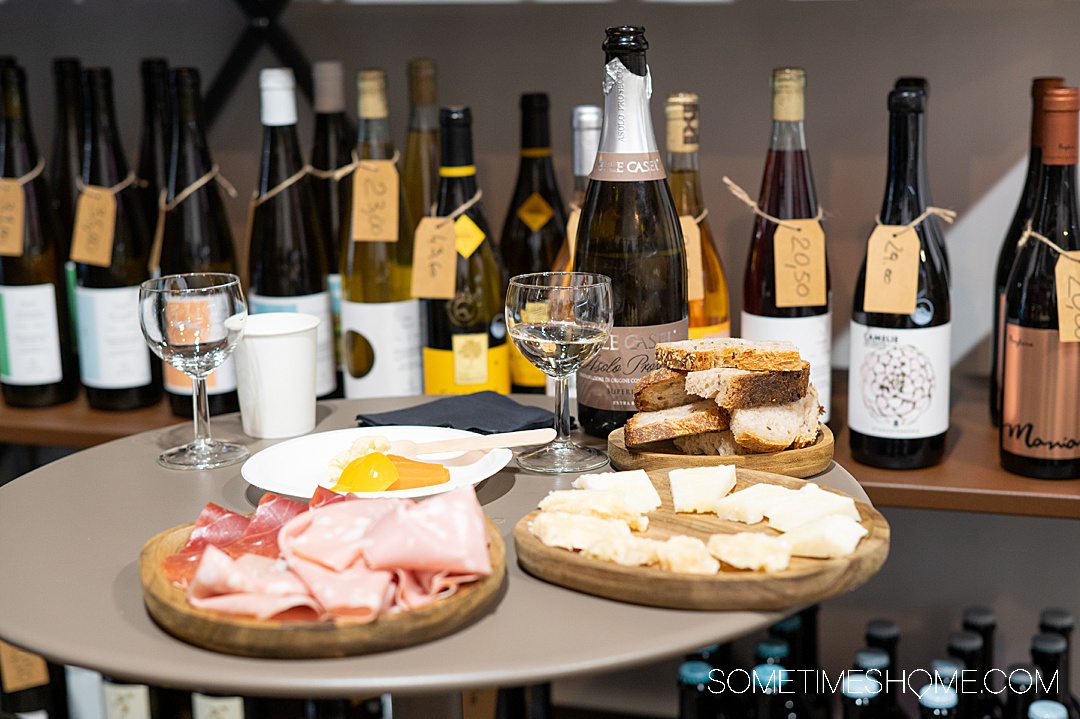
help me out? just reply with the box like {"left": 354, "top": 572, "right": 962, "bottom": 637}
{"left": 863, "top": 224, "right": 920, "bottom": 315}
{"left": 351, "top": 160, "right": 399, "bottom": 243}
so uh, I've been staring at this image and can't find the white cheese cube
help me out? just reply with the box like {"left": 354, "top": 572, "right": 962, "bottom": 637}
{"left": 765, "top": 483, "right": 860, "bottom": 532}
{"left": 668, "top": 466, "right": 738, "bottom": 514}
{"left": 656, "top": 535, "right": 720, "bottom": 575}
{"left": 706, "top": 532, "right": 792, "bottom": 573}
{"left": 528, "top": 511, "right": 631, "bottom": 551}
{"left": 538, "top": 489, "right": 649, "bottom": 531}
{"left": 780, "top": 515, "right": 868, "bottom": 558}
{"left": 572, "top": 470, "right": 661, "bottom": 513}
{"left": 712, "top": 484, "right": 798, "bottom": 524}
{"left": 582, "top": 536, "right": 663, "bottom": 567}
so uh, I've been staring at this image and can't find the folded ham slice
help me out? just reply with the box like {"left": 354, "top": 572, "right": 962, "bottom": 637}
{"left": 161, "top": 503, "right": 250, "bottom": 587}
{"left": 224, "top": 493, "right": 307, "bottom": 559}
{"left": 284, "top": 498, "right": 409, "bottom": 572}
{"left": 187, "top": 545, "right": 323, "bottom": 621}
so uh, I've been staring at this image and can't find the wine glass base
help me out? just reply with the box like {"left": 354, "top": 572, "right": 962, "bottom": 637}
{"left": 158, "top": 440, "right": 250, "bottom": 471}
{"left": 516, "top": 441, "right": 609, "bottom": 474}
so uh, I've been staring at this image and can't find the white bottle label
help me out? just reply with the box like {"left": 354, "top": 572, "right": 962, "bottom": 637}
{"left": 340, "top": 298, "right": 421, "bottom": 398}
{"left": 192, "top": 694, "right": 245, "bottom": 719}
{"left": 741, "top": 310, "right": 832, "bottom": 421}
{"left": 75, "top": 285, "right": 152, "bottom": 389}
{"left": 847, "top": 321, "right": 951, "bottom": 439}
{"left": 327, "top": 273, "right": 342, "bottom": 318}
{"left": 16, "top": 711, "right": 47, "bottom": 719}
{"left": 0, "top": 284, "right": 64, "bottom": 386}
{"left": 65, "top": 667, "right": 105, "bottom": 719}
{"left": 102, "top": 683, "right": 151, "bottom": 719}
{"left": 248, "top": 291, "right": 336, "bottom": 396}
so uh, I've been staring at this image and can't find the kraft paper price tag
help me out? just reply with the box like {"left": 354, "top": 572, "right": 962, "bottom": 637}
{"left": 564, "top": 207, "right": 581, "bottom": 270}
{"left": 70, "top": 186, "right": 116, "bottom": 267}
{"left": 461, "top": 689, "right": 497, "bottom": 719}
{"left": 1055, "top": 251, "right": 1080, "bottom": 342}
{"left": 410, "top": 217, "right": 457, "bottom": 300}
{"left": 773, "top": 219, "right": 827, "bottom": 307}
{"left": 679, "top": 215, "right": 704, "bottom": 302}
{"left": 0, "top": 180, "right": 25, "bottom": 257}
{"left": 0, "top": 641, "right": 49, "bottom": 694}
{"left": 351, "top": 160, "right": 399, "bottom": 242}
{"left": 863, "top": 225, "right": 920, "bottom": 314}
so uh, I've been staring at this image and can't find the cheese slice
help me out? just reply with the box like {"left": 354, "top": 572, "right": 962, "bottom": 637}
{"left": 656, "top": 535, "right": 720, "bottom": 575}
{"left": 765, "top": 483, "right": 860, "bottom": 532}
{"left": 712, "top": 484, "right": 798, "bottom": 524}
{"left": 528, "top": 511, "right": 631, "bottom": 551}
{"left": 669, "top": 466, "right": 737, "bottom": 513}
{"left": 538, "top": 489, "right": 649, "bottom": 531}
{"left": 780, "top": 514, "right": 868, "bottom": 558}
{"left": 582, "top": 535, "right": 663, "bottom": 567}
{"left": 572, "top": 470, "right": 662, "bottom": 513}
{"left": 706, "top": 532, "right": 792, "bottom": 573}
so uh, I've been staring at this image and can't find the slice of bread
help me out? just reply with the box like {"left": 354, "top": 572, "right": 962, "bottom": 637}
{"left": 634, "top": 368, "right": 693, "bottom": 411}
{"left": 623, "top": 401, "right": 730, "bottom": 448}
{"left": 685, "top": 363, "right": 810, "bottom": 410}
{"left": 673, "top": 430, "right": 743, "bottom": 456}
{"left": 656, "top": 338, "right": 804, "bottom": 372}
{"left": 729, "top": 385, "right": 822, "bottom": 453}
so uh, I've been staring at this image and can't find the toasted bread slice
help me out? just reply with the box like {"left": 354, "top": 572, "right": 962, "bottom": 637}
{"left": 673, "top": 430, "right": 743, "bottom": 456}
{"left": 623, "top": 402, "right": 730, "bottom": 448}
{"left": 730, "top": 385, "right": 822, "bottom": 453}
{"left": 656, "top": 338, "right": 804, "bottom": 372}
{"left": 685, "top": 363, "right": 810, "bottom": 410}
{"left": 634, "top": 368, "right": 693, "bottom": 411}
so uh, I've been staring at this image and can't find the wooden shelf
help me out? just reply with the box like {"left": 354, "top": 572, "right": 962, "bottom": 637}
{"left": 0, "top": 391, "right": 180, "bottom": 448}
{"left": 831, "top": 372, "right": 1080, "bottom": 520}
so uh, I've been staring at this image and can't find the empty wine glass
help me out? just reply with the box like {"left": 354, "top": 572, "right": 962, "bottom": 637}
{"left": 506, "top": 272, "right": 613, "bottom": 473}
{"left": 139, "top": 273, "right": 249, "bottom": 470}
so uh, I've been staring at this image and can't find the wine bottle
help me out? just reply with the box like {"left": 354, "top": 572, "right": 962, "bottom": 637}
{"left": 402, "top": 59, "right": 439, "bottom": 226}
{"left": 1039, "top": 610, "right": 1079, "bottom": 719}
{"left": 74, "top": 67, "right": 161, "bottom": 410}
{"left": 310, "top": 60, "right": 354, "bottom": 395}
{"left": 963, "top": 607, "right": 1000, "bottom": 702}
{"left": 665, "top": 91, "right": 730, "bottom": 340}
{"left": 991, "top": 77, "right": 1065, "bottom": 426}
{"left": 0, "top": 64, "right": 79, "bottom": 407}
{"left": 159, "top": 67, "right": 240, "bottom": 418}
{"left": 752, "top": 663, "right": 811, "bottom": 719}
{"left": 920, "top": 684, "right": 959, "bottom": 719}
{"left": 677, "top": 661, "right": 720, "bottom": 719}
{"left": 573, "top": 26, "right": 688, "bottom": 438}
{"left": 841, "top": 672, "right": 883, "bottom": 719}
{"left": 101, "top": 677, "right": 154, "bottom": 719}
{"left": 49, "top": 58, "right": 82, "bottom": 252}
{"left": 1004, "top": 665, "right": 1036, "bottom": 719}
{"left": 553, "top": 104, "right": 600, "bottom": 273}
{"left": 340, "top": 68, "right": 420, "bottom": 398}
{"left": 248, "top": 68, "right": 336, "bottom": 398}
{"left": 949, "top": 632, "right": 992, "bottom": 719}
{"left": 422, "top": 106, "right": 510, "bottom": 394}
{"left": 741, "top": 67, "right": 832, "bottom": 420}
{"left": 1001, "top": 87, "right": 1080, "bottom": 480}
{"left": 136, "top": 58, "right": 170, "bottom": 230}
{"left": 849, "top": 85, "right": 951, "bottom": 469}
{"left": 1032, "top": 634, "right": 1079, "bottom": 719}
{"left": 0, "top": 641, "right": 58, "bottom": 718}
{"left": 501, "top": 92, "right": 567, "bottom": 394}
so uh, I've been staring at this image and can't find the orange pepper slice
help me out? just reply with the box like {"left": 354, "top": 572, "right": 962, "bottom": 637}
{"left": 331, "top": 452, "right": 399, "bottom": 493}
{"left": 386, "top": 455, "right": 450, "bottom": 491}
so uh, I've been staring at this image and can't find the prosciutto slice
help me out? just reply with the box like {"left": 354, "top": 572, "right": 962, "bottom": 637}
{"left": 224, "top": 493, "right": 307, "bottom": 559}
{"left": 161, "top": 503, "right": 250, "bottom": 587}
{"left": 310, "top": 486, "right": 355, "bottom": 509}
{"left": 187, "top": 545, "right": 322, "bottom": 621}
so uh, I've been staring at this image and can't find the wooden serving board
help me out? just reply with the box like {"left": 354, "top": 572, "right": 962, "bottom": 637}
{"left": 515, "top": 468, "right": 888, "bottom": 611}
{"left": 607, "top": 423, "right": 834, "bottom": 478}
{"left": 139, "top": 518, "right": 506, "bottom": 658}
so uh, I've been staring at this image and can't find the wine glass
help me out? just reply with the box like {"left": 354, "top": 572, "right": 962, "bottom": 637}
{"left": 506, "top": 272, "right": 613, "bottom": 473}
{"left": 139, "top": 273, "right": 249, "bottom": 470}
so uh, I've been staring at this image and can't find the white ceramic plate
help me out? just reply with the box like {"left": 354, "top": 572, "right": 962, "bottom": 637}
{"left": 240, "top": 426, "right": 513, "bottom": 500}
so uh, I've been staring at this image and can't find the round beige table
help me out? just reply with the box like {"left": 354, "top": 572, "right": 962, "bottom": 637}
{"left": 0, "top": 397, "right": 870, "bottom": 697}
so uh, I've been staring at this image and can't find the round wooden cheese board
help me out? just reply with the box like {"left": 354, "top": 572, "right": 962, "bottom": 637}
{"left": 514, "top": 467, "right": 888, "bottom": 611}
{"left": 139, "top": 518, "right": 506, "bottom": 658}
{"left": 607, "top": 423, "right": 834, "bottom": 478}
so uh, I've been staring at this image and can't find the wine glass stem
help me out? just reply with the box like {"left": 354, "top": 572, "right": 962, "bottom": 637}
{"left": 191, "top": 376, "right": 212, "bottom": 450}
{"left": 554, "top": 374, "right": 572, "bottom": 445}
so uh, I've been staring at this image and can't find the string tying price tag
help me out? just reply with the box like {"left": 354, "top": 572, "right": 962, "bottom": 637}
{"left": 863, "top": 207, "right": 956, "bottom": 315}
{"left": 70, "top": 170, "right": 142, "bottom": 268}
{"left": 0, "top": 158, "right": 44, "bottom": 258}
{"left": 679, "top": 212, "right": 706, "bottom": 302}
{"left": 350, "top": 150, "right": 400, "bottom": 243}
{"left": 150, "top": 164, "right": 237, "bottom": 273}
{"left": 409, "top": 190, "right": 483, "bottom": 301}
{"left": 1019, "top": 223, "right": 1080, "bottom": 343}
{"left": 246, "top": 164, "right": 312, "bottom": 253}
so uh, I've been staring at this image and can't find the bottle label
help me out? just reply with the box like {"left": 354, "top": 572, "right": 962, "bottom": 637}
{"left": 454, "top": 215, "right": 486, "bottom": 259}
{"left": 164, "top": 357, "right": 237, "bottom": 396}
{"left": 689, "top": 321, "right": 731, "bottom": 340}
{"left": 847, "top": 320, "right": 951, "bottom": 439}
{"left": 17, "top": 711, "right": 48, "bottom": 719}
{"left": 340, "top": 299, "right": 422, "bottom": 398}
{"left": 516, "top": 192, "right": 554, "bottom": 232}
{"left": 742, "top": 311, "right": 832, "bottom": 421}
{"left": 1002, "top": 324, "right": 1080, "bottom": 459}
{"left": 590, "top": 59, "right": 665, "bottom": 182}
{"left": 423, "top": 340, "right": 509, "bottom": 395}
{"left": 248, "top": 291, "right": 337, "bottom": 396}
{"left": 160, "top": 296, "right": 238, "bottom": 395}
{"left": 102, "top": 683, "right": 151, "bottom": 719}
{"left": 665, "top": 95, "right": 699, "bottom": 153}
{"left": 65, "top": 666, "right": 105, "bottom": 719}
{"left": 192, "top": 694, "right": 245, "bottom": 719}
{"left": 577, "top": 319, "right": 688, "bottom": 412}
{"left": 328, "top": 273, "right": 342, "bottom": 371}
{"left": 75, "top": 285, "right": 152, "bottom": 389}
{"left": 0, "top": 641, "right": 49, "bottom": 693}
{"left": 0, "top": 284, "right": 64, "bottom": 386}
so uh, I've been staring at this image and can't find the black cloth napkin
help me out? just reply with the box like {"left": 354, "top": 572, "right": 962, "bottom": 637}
{"left": 355, "top": 391, "right": 565, "bottom": 434}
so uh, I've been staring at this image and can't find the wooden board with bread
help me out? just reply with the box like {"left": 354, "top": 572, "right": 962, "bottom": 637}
{"left": 610, "top": 337, "right": 834, "bottom": 477}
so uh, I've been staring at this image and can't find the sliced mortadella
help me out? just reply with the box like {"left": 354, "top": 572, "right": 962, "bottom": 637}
{"left": 186, "top": 545, "right": 323, "bottom": 621}
{"left": 279, "top": 498, "right": 410, "bottom": 572}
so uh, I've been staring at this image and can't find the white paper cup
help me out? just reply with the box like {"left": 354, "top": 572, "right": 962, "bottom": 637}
{"left": 234, "top": 312, "right": 319, "bottom": 439}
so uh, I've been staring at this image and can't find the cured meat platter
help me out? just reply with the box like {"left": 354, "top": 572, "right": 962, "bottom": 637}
{"left": 514, "top": 467, "right": 887, "bottom": 611}
{"left": 606, "top": 424, "right": 835, "bottom": 478}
